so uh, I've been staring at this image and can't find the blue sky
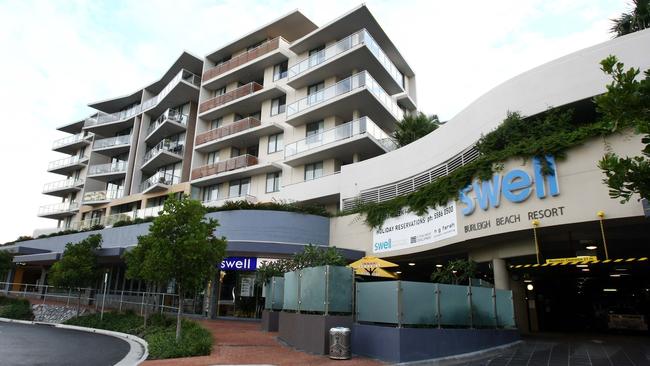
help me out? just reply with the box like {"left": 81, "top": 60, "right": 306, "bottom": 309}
{"left": 0, "top": 0, "right": 630, "bottom": 242}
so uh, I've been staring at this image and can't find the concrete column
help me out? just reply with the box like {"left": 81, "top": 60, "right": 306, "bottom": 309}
{"left": 38, "top": 267, "right": 48, "bottom": 297}
{"left": 3, "top": 268, "right": 14, "bottom": 295}
{"left": 352, "top": 153, "right": 360, "bottom": 163}
{"left": 352, "top": 109, "right": 360, "bottom": 120}
{"left": 492, "top": 258, "right": 510, "bottom": 290}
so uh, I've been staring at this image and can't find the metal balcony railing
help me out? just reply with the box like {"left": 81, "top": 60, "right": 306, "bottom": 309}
{"left": 42, "top": 179, "right": 84, "bottom": 193}
{"left": 140, "top": 172, "right": 180, "bottom": 192}
{"left": 143, "top": 141, "right": 184, "bottom": 164}
{"left": 93, "top": 135, "right": 131, "bottom": 150}
{"left": 147, "top": 109, "right": 188, "bottom": 137}
{"left": 288, "top": 29, "right": 404, "bottom": 88}
{"left": 285, "top": 117, "right": 396, "bottom": 158}
{"left": 52, "top": 133, "right": 91, "bottom": 150}
{"left": 47, "top": 155, "right": 88, "bottom": 171}
{"left": 88, "top": 161, "right": 127, "bottom": 176}
{"left": 38, "top": 202, "right": 79, "bottom": 216}
{"left": 286, "top": 71, "right": 404, "bottom": 120}
{"left": 199, "top": 82, "right": 263, "bottom": 114}
{"left": 191, "top": 154, "right": 258, "bottom": 180}
{"left": 203, "top": 37, "right": 282, "bottom": 81}
{"left": 195, "top": 117, "right": 261, "bottom": 145}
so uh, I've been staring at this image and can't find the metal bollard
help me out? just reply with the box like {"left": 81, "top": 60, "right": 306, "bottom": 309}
{"left": 329, "top": 327, "right": 351, "bottom": 360}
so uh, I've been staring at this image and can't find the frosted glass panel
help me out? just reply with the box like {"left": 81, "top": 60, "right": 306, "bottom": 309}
{"left": 300, "top": 266, "right": 326, "bottom": 312}
{"left": 471, "top": 286, "right": 496, "bottom": 327}
{"left": 283, "top": 271, "right": 299, "bottom": 311}
{"left": 402, "top": 282, "right": 437, "bottom": 325}
{"left": 356, "top": 281, "right": 399, "bottom": 324}
{"left": 496, "top": 289, "right": 515, "bottom": 328}
{"left": 438, "top": 284, "right": 470, "bottom": 326}
{"left": 327, "top": 266, "right": 353, "bottom": 313}
{"left": 264, "top": 277, "right": 284, "bottom": 310}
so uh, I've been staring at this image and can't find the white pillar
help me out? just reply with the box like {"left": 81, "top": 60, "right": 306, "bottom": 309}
{"left": 492, "top": 258, "right": 510, "bottom": 290}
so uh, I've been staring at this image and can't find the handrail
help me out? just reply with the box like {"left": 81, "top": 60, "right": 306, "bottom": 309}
{"left": 52, "top": 133, "right": 91, "bottom": 149}
{"left": 88, "top": 161, "right": 128, "bottom": 175}
{"left": 38, "top": 202, "right": 79, "bottom": 215}
{"left": 146, "top": 109, "right": 188, "bottom": 137}
{"left": 47, "top": 155, "right": 88, "bottom": 171}
{"left": 140, "top": 172, "right": 180, "bottom": 192}
{"left": 191, "top": 154, "right": 259, "bottom": 180}
{"left": 198, "top": 82, "right": 263, "bottom": 114}
{"left": 195, "top": 117, "right": 261, "bottom": 145}
{"left": 42, "top": 179, "right": 84, "bottom": 193}
{"left": 82, "top": 189, "right": 124, "bottom": 202}
{"left": 143, "top": 140, "right": 184, "bottom": 164}
{"left": 203, "top": 37, "right": 283, "bottom": 81}
{"left": 93, "top": 135, "right": 131, "bottom": 150}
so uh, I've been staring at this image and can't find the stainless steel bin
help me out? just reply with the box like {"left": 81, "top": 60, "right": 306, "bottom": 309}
{"left": 329, "top": 327, "right": 351, "bottom": 359}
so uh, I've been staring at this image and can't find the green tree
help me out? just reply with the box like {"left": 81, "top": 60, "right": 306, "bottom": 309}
{"left": 393, "top": 112, "right": 440, "bottom": 147}
{"left": 49, "top": 234, "right": 102, "bottom": 315}
{"left": 430, "top": 259, "right": 477, "bottom": 285}
{"left": 290, "top": 244, "right": 346, "bottom": 270}
{"left": 124, "top": 195, "right": 226, "bottom": 341}
{"left": 596, "top": 56, "right": 650, "bottom": 201}
{"left": 0, "top": 250, "right": 12, "bottom": 280}
{"left": 610, "top": 0, "right": 650, "bottom": 37}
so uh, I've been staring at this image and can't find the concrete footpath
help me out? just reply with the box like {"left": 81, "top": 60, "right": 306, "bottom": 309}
{"left": 143, "top": 319, "right": 384, "bottom": 366}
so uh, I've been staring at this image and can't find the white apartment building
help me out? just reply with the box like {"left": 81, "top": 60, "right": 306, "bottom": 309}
{"left": 38, "top": 5, "right": 416, "bottom": 233}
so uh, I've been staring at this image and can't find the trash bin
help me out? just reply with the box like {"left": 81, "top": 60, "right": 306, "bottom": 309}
{"left": 329, "top": 327, "right": 351, "bottom": 359}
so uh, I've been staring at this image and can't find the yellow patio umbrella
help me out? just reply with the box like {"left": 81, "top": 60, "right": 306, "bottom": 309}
{"left": 349, "top": 256, "right": 399, "bottom": 278}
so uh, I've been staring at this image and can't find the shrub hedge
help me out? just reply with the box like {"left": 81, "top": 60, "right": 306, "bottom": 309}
{"left": 0, "top": 296, "right": 33, "bottom": 320}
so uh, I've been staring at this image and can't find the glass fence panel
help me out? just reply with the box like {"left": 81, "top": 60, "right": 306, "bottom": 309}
{"left": 438, "top": 283, "right": 470, "bottom": 326}
{"left": 471, "top": 286, "right": 496, "bottom": 327}
{"left": 496, "top": 289, "right": 516, "bottom": 328}
{"left": 264, "top": 277, "right": 284, "bottom": 310}
{"left": 356, "top": 281, "right": 398, "bottom": 324}
{"left": 327, "top": 266, "right": 353, "bottom": 313}
{"left": 299, "top": 266, "right": 326, "bottom": 312}
{"left": 402, "top": 281, "right": 437, "bottom": 325}
{"left": 282, "top": 271, "right": 299, "bottom": 311}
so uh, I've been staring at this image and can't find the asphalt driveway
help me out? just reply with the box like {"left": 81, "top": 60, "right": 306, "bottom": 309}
{"left": 0, "top": 321, "right": 130, "bottom": 366}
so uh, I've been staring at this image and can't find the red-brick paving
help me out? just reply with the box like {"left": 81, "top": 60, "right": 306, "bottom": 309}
{"left": 143, "top": 319, "right": 385, "bottom": 366}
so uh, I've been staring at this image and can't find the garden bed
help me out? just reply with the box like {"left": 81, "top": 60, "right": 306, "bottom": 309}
{"left": 0, "top": 296, "right": 34, "bottom": 320}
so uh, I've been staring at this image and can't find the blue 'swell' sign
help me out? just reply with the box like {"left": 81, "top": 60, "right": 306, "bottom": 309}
{"left": 219, "top": 257, "right": 257, "bottom": 271}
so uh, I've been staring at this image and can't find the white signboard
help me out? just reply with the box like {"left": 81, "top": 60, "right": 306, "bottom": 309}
{"left": 372, "top": 202, "right": 458, "bottom": 253}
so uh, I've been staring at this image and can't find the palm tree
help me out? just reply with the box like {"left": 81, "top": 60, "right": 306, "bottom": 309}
{"left": 393, "top": 112, "right": 441, "bottom": 147}
{"left": 611, "top": 0, "right": 650, "bottom": 37}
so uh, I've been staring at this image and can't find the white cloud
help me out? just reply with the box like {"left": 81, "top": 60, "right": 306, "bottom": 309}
{"left": 0, "top": 0, "right": 628, "bottom": 242}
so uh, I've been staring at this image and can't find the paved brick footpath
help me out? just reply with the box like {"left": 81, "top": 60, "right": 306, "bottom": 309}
{"left": 143, "top": 319, "right": 384, "bottom": 366}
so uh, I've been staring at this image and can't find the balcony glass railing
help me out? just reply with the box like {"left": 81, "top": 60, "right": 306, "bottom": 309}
{"left": 203, "top": 37, "right": 283, "bottom": 81}
{"left": 284, "top": 117, "right": 396, "bottom": 158}
{"left": 93, "top": 135, "right": 131, "bottom": 150}
{"left": 198, "top": 82, "right": 263, "bottom": 114}
{"left": 288, "top": 29, "right": 404, "bottom": 88}
{"left": 88, "top": 161, "right": 127, "bottom": 176}
{"left": 38, "top": 202, "right": 79, "bottom": 216}
{"left": 191, "top": 154, "right": 259, "bottom": 180}
{"left": 143, "top": 140, "right": 184, "bottom": 164}
{"left": 147, "top": 109, "right": 188, "bottom": 137}
{"left": 140, "top": 172, "right": 181, "bottom": 192}
{"left": 82, "top": 189, "right": 124, "bottom": 202}
{"left": 195, "top": 117, "right": 261, "bottom": 145}
{"left": 286, "top": 71, "right": 404, "bottom": 120}
{"left": 203, "top": 194, "right": 257, "bottom": 207}
{"left": 42, "top": 179, "right": 84, "bottom": 193}
{"left": 84, "top": 69, "right": 200, "bottom": 128}
{"left": 52, "top": 133, "right": 91, "bottom": 150}
{"left": 48, "top": 155, "right": 88, "bottom": 171}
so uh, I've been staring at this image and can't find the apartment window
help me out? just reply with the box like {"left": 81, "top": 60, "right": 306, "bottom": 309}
{"left": 249, "top": 111, "right": 261, "bottom": 121}
{"left": 267, "top": 133, "right": 283, "bottom": 154}
{"left": 106, "top": 179, "right": 124, "bottom": 199}
{"left": 210, "top": 117, "right": 223, "bottom": 130}
{"left": 266, "top": 172, "right": 281, "bottom": 193}
{"left": 207, "top": 150, "right": 220, "bottom": 165}
{"left": 214, "top": 86, "right": 226, "bottom": 97}
{"left": 308, "top": 45, "right": 325, "bottom": 67}
{"left": 229, "top": 178, "right": 250, "bottom": 197}
{"left": 215, "top": 55, "right": 231, "bottom": 66}
{"left": 307, "top": 82, "right": 325, "bottom": 105}
{"left": 247, "top": 40, "right": 265, "bottom": 51}
{"left": 306, "top": 120, "right": 324, "bottom": 144}
{"left": 230, "top": 147, "right": 241, "bottom": 158}
{"left": 273, "top": 61, "right": 288, "bottom": 81}
{"left": 270, "top": 95, "right": 286, "bottom": 116}
{"left": 202, "top": 184, "right": 219, "bottom": 203}
{"left": 247, "top": 145, "right": 259, "bottom": 157}
{"left": 304, "top": 161, "right": 323, "bottom": 181}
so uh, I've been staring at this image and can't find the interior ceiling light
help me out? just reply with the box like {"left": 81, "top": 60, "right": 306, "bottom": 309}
{"left": 586, "top": 245, "right": 597, "bottom": 250}
{"left": 524, "top": 280, "right": 533, "bottom": 283}
{"left": 603, "top": 288, "right": 618, "bottom": 292}
{"left": 610, "top": 274, "right": 621, "bottom": 277}
{"left": 576, "top": 264, "right": 589, "bottom": 268}
{"left": 615, "top": 268, "right": 628, "bottom": 271}
{"left": 408, "top": 262, "right": 415, "bottom": 266}
{"left": 435, "top": 264, "right": 443, "bottom": 268}
{"left": 581, "top": 269, "right": 590, "bottom": 272}
{"left": 395, "top": 271, "right": 402, "bottom": 274}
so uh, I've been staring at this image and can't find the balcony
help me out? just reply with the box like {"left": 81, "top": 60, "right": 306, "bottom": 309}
{"left": 42, "top": 178, "right": 84, "bottom": 197}
{"left": 287, "top": 29, "right": 404, "bottom": 94}
{"left": 202, "top": 37, "right": 291, "bottom": 90}
{"left": 203, "top": 194, "right": 257, "bottom": 208}
{"left": 87, "top": 161, "right": 127, "bottom": 181}
{"left": 283, "top": 117, "right": 397, "bottom": 167}
{"left": 141, "top": 141, "right": 184, "bottom": 173}
{"left": 84, "top": 69, "right": 200, "bottom": 135}
{"left": 140, "top": 172, "right": 180, "bottom": 194}
{"left": 52, "top": 133, "right": 92, "bottom": 154}
{"left": 93, "top": 135, "right": 131, "bottom": 155}
{"left": 194, "top": 117, "right": 283, "bottom": 153}
{"left": 198, "top": 82, "right": 285, "bottom": 120}
{"left": 37, "top": 201, "right": 80, "bottom": 219}
{"left": 82, "top": 189, "right": 124, "bottom": 205}
{"left": 191, "top": 154, "right": 281, "bottom": 187}
{"left": 47, "top": 155, "right": 89, "bottom": 175}
{"left": 145, "top": 109, "right": 188, "bottom": 145}
{"left": 285, "top": 71, "right": 404, "bottom": 131}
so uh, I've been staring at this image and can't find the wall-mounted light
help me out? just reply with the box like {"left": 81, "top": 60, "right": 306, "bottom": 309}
{"left": 526, "top": 284, "right": 534, "bottom": 291}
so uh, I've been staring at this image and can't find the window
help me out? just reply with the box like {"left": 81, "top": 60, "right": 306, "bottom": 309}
{"left": 215, "top": 55, "right": 231, "bottom": 67}
{"left": 308, "top": 45, "right": 325, "bottom": 67}
{"left": 229, "top": 178, "right": 250, "bottom": 197}
{"left": 307, "top": 82, "right": 325, "bottom": 105}
{"left": 202, "top": 184, "right": 219, "bottom": 203}
{"left": 271, "top": 95, "right": 286, "bottom": 116}
{"left": 266, "top": 172, "right": 281, "bottom": 193}
{"left": 230, "top": 147, "right": 241, "bottom": 158}
{"left": 247, "top": 145, "right": 259, "bottom": 157}
{"left": 207, "top": 150, "right": 220, "bottom": 165}
{"left": 306, "top": 120, "right": 324, "bottom": 144}
{"left": 267, "top": 133, "right": 283, "bottom": 154}
{"left": 214, "top": 86, "right": 226, "bottom": 97}
{"left": 210, "top": 117, "right": 223, "bottom": 130}
{"left": 247, "top": 40, "right": 265, "bottom": 51}
{"left": 248, "top": 111, "right": 261, "bottom": 121}
{"left": 304, "top": 162, "right": 323, "bottom": 181}
{"left": 273, "top": 61, "right": 288, "bottom": 81}
{"left": 106, "top": 179, "right": 124, "bottom": 199}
